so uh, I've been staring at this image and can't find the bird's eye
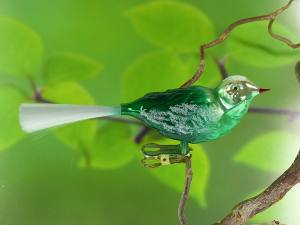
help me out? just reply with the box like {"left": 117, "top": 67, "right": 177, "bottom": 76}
{"left": 233, "top": 86, "right": 238, "bottom": 91}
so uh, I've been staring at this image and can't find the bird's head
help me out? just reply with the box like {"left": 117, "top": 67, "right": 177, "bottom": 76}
{"left": 216, "top": 75, "right": 270, "bottom": 109}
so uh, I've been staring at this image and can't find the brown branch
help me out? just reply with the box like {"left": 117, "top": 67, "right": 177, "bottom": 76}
{"left": 178, "top": 156, "right": 193, "bottom": 225}
{"left": 181, "top": 0, "right": 298, "bottom": 88}
{"left": 214, "top": 150, "right": 300, "bottom": 225}
{"left": 268, "top": 20, "right": 300, "bottom": 49}
{"left": 214, "top": 56, "right": 229, "bottom": 79}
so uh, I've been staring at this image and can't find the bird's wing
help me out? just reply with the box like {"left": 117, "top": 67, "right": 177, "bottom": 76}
{"left": 124, "top": 86, "right": 222, "bottom": 139}
{"left": 124, "top": 86, "right": 215, "bottom": 113}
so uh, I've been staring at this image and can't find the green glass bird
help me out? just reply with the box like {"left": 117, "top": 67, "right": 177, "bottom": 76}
{"left": 20, "top": 75, "right": 269, "bottom": 168}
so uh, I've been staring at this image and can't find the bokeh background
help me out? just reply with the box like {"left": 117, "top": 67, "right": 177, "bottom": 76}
{"left": 0, "top": 0, "right": 299, "bottom": 224}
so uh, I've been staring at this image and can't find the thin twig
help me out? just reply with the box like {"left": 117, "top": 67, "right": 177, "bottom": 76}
{"left": 214, "top": 56, "right": 229, "bottom": 79}
{"left": 181, "top": 0, "right": 298, "bottom": 88}
{"left": 135, "top": 126, "right": 151, "bottom": 144}
{"left": 268, "top": 20, "right": 300, "bottom": 49}
{"left": 178, "top": 156, "right": 193, "bottom": 225}
{"left": 27, "top": 76, "right": 50, "bottom": 103}
{"left": 214, "top": 150, "right": 300, "bottom": 225}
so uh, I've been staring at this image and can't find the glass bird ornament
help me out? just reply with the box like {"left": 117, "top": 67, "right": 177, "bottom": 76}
{"left": 19, "top": 75, "right": 270, "bottom": 168}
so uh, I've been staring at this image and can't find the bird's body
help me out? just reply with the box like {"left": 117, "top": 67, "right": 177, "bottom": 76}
{"left": 121, "top": 86, "right": 250, "bottom": 143}
{"left": 19, "top": 75, "right": 269, "bottom": 163}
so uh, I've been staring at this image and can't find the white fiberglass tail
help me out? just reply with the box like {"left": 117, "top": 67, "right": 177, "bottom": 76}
{"left": 19, "top": 103, "right": 121, "bottom": 133}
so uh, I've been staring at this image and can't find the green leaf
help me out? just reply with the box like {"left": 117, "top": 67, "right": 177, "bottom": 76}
{"left": 185, "top": 55, "right": 222, "bottom": 88}
{"left": 42, "top": 81, "right": 95, "bottom": 104}
{"left": 44, "top": 53, "right": 102, "bottom": 84}
{"left": 226, "top": 21, "right": 299, "bottom": 67}
{"left": 127, "top": 1, "right": 215, "bottom": 53}
{"left": 122, "top": 50, "right": 189, "bottom": 102}
{"left": 234, "top": 131, "right": 299, "bottom": 172}
{"left": 42, "top": 82, "right": 97, "bottom": 151}
{"left": 0, "top": 17, "right": 43, "bottom": 76}
{"left": 0, "top": 87, "right": 25, "bottom": 151}
{"left": 84, "top": 122, "right": 138, "bottom": 169}
{"left": 147, "top": 139, "right": 209, "bottom": 208}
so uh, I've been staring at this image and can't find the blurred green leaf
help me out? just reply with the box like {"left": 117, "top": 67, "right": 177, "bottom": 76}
{"left": 0, "top": 17, "right": 43, "bottom": 76}
{"left": 42, "top": 81, "right": 95, "bottom": 104}
{"left": 127, "top": 1, "right": 215, "bottom": 53}
{"left": 226, "top": 21, "right": 299, "bottom": 67}
{"left": 234, "top": 131, "right": 299, "bottom": 172}
{"left": 42, "top": 82, "right": 97, "bottom": 151}
{"left": 44, "top": 53, "right": 102, "bottom": 84}
{"left": 122, "top": 50, "right": 189, "bottom": 102}
{"left": 84, "top": 122, "right": 138, "bottom": 169}
{"left": 0, "top": 87, "right": 25, "bottom": 151}
{"left": 185, "top": 55, "right": 222, "bottom": 88}
{"left": 147, "top": 139, "right": 209, "bottom": 208}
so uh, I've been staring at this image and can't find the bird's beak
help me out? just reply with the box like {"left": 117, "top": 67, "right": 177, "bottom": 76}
{"left": 259, "top": 88, "right": 271, "bottom": 94}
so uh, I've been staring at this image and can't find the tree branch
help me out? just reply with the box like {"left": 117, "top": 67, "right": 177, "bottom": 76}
{"left": 181, "top": 0, "right": 298, "bottom": 88}
{"left": 178, "top": 156, "right": 193, "bottom": 225}
{"left": 214, "top": 150, "right": 300, "bottom": 225}
{"left": 268, "top": 19, "right": 300, "bottom": 49}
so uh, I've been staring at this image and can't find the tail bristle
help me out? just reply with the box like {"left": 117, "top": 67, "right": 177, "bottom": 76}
{"left": 19, "top": 104, "right": 121, "bottom": 133}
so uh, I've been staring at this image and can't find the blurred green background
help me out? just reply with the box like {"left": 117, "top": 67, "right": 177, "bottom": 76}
{"left": 0, "top": 0, "right": 300, "bottom": 224}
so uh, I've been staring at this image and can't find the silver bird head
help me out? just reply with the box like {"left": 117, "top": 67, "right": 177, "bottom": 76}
{"left": 217, "top": 75, "right": 270, "bottom": 109}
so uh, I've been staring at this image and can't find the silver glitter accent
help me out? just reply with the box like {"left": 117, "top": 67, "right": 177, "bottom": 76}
{"left": 140, "top": 103, "right": 223, "bottom": 135}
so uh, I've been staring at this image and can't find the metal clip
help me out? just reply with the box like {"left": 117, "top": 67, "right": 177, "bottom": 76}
{"left": 142, "top": 143, "right": 181, "bottom": 156}
{"left": 141, "top": 153, "right": 191, "bottom": 169}
{"left": 160, "top": 154, "right": 170, "bottom": 166}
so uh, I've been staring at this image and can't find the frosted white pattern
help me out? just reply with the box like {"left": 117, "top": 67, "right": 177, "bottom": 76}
{"left": 140, "top": 103, "right": 223, "bottom": 135}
